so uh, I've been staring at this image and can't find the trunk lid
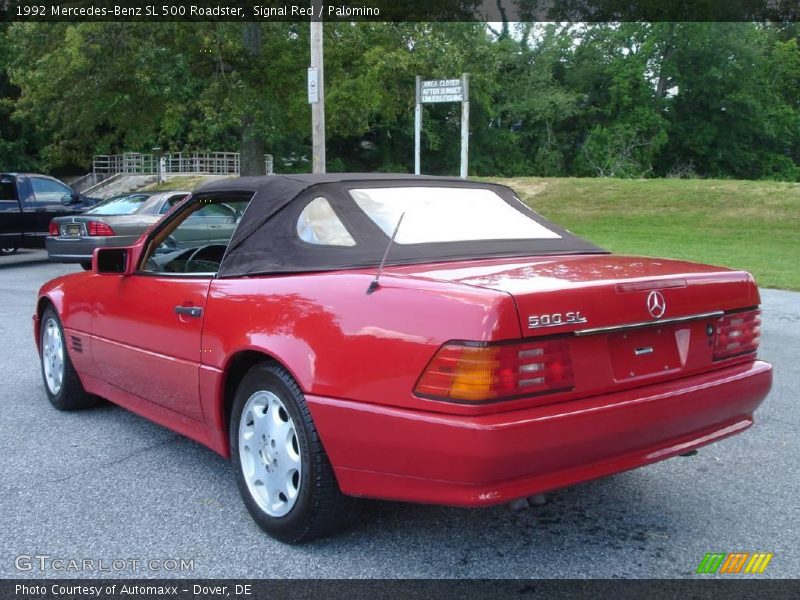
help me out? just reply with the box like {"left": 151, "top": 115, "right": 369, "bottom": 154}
{"left": 391, "top": 254, "right": 760, "bottom": 402}
{"left": 395, "top": 254, "right": 758, "bottom": 336}
{"left": 54, "top": 214, "right": 160, "bottom": 237}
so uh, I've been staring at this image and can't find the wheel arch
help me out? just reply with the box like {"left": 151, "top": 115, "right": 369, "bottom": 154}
{"left": 219, "top": 349, "right": 305, "bottom": 445}
{"left": 34, "top": 295, "right": 58, "bottom": 352}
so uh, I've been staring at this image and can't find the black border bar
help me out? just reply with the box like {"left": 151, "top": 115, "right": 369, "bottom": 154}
{"left": 4, "top": 579, "right": 800, "bottom": 600}
{"left": 2, "top": 0, "right": 800, "bottom": 23}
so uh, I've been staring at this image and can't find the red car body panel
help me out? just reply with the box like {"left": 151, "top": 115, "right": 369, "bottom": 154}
{"left": 34, "top": 247, "right": 772, "bottom": 506}
{"left": 307, "top": 361, "right": 770, "bottom": 505}
{"left": 87, "top": 274, "right": 210, "bottom": 421}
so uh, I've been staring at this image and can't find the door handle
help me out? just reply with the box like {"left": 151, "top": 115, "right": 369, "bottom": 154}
{"left": 174, "top": 305, "right": 202, "bottom": 318}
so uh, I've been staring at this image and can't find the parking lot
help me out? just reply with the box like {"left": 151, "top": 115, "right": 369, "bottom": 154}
{"left": 1, "top": 249, "right": 798, "bottom": 579}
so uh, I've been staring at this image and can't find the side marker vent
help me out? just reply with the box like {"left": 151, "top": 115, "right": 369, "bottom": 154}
{"left": 70, "top": 336, "right": 83, "bottom": 353}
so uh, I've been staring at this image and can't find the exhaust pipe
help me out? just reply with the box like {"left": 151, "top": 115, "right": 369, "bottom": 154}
{"left": 508, "top": 493, "right": 547, "bottom": 511}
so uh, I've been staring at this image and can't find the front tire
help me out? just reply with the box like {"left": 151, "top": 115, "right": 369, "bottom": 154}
{"left": 230, "top": 362, "right": 359, "bottom": 543}
{"left": 39, "top": 307, "right": 100, "bottom": 410}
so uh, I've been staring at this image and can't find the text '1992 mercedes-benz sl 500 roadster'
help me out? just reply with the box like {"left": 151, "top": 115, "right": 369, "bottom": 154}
{"left": 34, "top": 174, "right": 772, "bottom": 542}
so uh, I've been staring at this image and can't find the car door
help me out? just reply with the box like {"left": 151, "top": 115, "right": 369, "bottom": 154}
{"left": 89, "top": 273, "right": 209, "bottom": 422}
{"left": 171, "top": 210, "right": 212, "bottom": 247}
{"left": 202, "top": 203, "right": 239, "bottom": 243}
{"left": 22, "top": 176, "right": 77, "bottom": 240}
{"left": 0, "top": 175, "right": 22, "bottom": 248}
{"left": 88, "top": 192, "right": 250, "bottom": 421}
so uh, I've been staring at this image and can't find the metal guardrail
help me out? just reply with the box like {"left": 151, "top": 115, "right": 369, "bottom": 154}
{"left": 163, "top": 152, "right": 240, "bottom": 175}
{"left": 92, "top": 152, "right": 275, "bottom": 176}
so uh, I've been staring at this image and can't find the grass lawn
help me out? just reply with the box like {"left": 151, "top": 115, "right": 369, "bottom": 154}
{"left": 493, "top": 177, "right": 800, "bottom": 291}
{"left": 143, "top": 175, "right": 233, "bottom": 192}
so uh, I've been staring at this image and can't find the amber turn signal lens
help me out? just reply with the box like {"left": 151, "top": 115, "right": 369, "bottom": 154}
{"left": 415, "top": 339, "right": 573, "bottom": 402}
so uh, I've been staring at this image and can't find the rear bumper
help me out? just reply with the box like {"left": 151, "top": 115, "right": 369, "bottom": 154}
{"left": 307, "top": 360, "right": 772, "bottom": 506}
{"left": 46, "top": 235, "right": 139, "bottom": 262}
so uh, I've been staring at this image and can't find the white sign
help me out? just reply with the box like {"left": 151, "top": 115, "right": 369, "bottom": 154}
{"left": 420, "top": 78, "right": 464, "bottom": 103}
{"left": 415, "top": 74, "right": 470, "bottom": 178}
{"left": 307, "top": 67, "right": 319, "bottom": 104}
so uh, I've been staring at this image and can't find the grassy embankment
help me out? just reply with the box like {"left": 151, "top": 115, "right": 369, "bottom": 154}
{"left": 143, "top": 175, "right": 224, "bottom": 192}
{"left": 494, "top": 177, "right": 800, "bottom": 291}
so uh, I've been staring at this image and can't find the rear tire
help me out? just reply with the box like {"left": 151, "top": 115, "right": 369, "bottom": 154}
{"left": 230, "top": 362, "right": 360, "bottom": 543}
{"left": 39, "top": 307, "right": 100, "bottom": 410}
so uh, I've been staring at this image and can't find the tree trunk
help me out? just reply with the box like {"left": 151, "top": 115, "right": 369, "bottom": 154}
{"left": 240, "top": 23, "right": 265, "bottom": 176}
{"left": 655, "top": 24, "right": 676, "bottom": 102}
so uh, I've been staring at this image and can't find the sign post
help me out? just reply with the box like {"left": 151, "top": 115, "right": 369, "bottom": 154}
{"left": 415, "top": 74, "right": 470, "bottom": 177}
{"left": 415, "top": 76, "right": 422, "bottom": 175}
{"left": 459, "top": 73, "right": 469, "bottom": 179}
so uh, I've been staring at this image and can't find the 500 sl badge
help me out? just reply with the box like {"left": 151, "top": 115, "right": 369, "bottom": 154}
{"left": 528, "top": 311, "right": 587, "bottom": 329}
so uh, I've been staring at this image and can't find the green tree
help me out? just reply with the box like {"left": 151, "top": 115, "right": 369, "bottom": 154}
{"left": 0, "top": 23, "right": 38, "bottom": 171}
{"left": 567, "top": 23, "right": 668, "bottom": 177}
{"left": 1, "top": 22, "right": 797, "bottom": 180}
{"left": 658, "top": 23, "right": 799, "bottom": 180}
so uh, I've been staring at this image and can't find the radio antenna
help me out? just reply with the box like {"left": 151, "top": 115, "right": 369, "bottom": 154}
{"left": 366, "top": 212, "right": 405, "bottom": 295}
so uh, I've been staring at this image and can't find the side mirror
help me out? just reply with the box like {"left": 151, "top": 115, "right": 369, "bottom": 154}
{"left": 93, "top": 247, "right": 135, "bottom": 276}
{"left": 60, "top": 191, "right": 80, "bottom": 205}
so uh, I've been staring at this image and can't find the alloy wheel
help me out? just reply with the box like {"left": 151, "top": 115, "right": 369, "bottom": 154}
{"left": 42, "top": 318, "right": 65, "bottom": 395}
{"left": 238, "top": 390, "right": 302, "bottom": 517}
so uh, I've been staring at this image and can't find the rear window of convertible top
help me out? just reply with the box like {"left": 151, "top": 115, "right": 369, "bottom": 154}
{"left": 348, "top": 186, "right": 562, "bottom": 244}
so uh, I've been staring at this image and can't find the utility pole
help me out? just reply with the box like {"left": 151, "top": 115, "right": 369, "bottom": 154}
{"left": 310, "top": 7, "right": 326, "bottom": 173}
{"left": 414, "top": 76, "right": 422, "bottom": 175}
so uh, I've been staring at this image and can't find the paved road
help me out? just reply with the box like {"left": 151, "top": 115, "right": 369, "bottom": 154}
{"left": 1, "top": 250, "right": 797, "bottom": 579}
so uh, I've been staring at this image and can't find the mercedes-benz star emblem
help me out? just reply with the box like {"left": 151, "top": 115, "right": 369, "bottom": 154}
{"left": 647, "top": 290, "right": 666, "bottom": 319}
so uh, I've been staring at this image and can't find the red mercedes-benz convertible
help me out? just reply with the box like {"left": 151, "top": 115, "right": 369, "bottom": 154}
{"left": 34, "top": 174, "right": 772, "bottom": 542}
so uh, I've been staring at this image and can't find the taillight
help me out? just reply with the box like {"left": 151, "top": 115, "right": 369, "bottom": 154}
{"left": 415, "top": 339, "right": 573, "bottom": 403}
{"left": 713, "top": 309, "right": 761, "bottom": 361}
{"left": 86, "top": 221, "right": 115, "bottom": 236}
{"left": 48, "top": 221, "right": 59, "bottom": 236}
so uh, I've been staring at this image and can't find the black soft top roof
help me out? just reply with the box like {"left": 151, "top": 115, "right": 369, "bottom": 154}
{"left": 198, "top": 174, "right": 607, "bottom": 278}
{"left": 196, "top": 172, "right": 458, "bottom": 196}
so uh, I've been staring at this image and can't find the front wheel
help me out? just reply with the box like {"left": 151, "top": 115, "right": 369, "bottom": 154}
{"left": 230, "top": 362, "right": 359, "bottom": 543}
{"left": 40, "top": 307, "right": 100, "bottom": 410}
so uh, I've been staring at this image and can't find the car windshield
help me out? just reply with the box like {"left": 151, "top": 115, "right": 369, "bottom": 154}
{"left": 349, "top": 187, "right": 562, "bottom": 244}
{"left": 86, "top": 194, "right": 151, "bottom": 216}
